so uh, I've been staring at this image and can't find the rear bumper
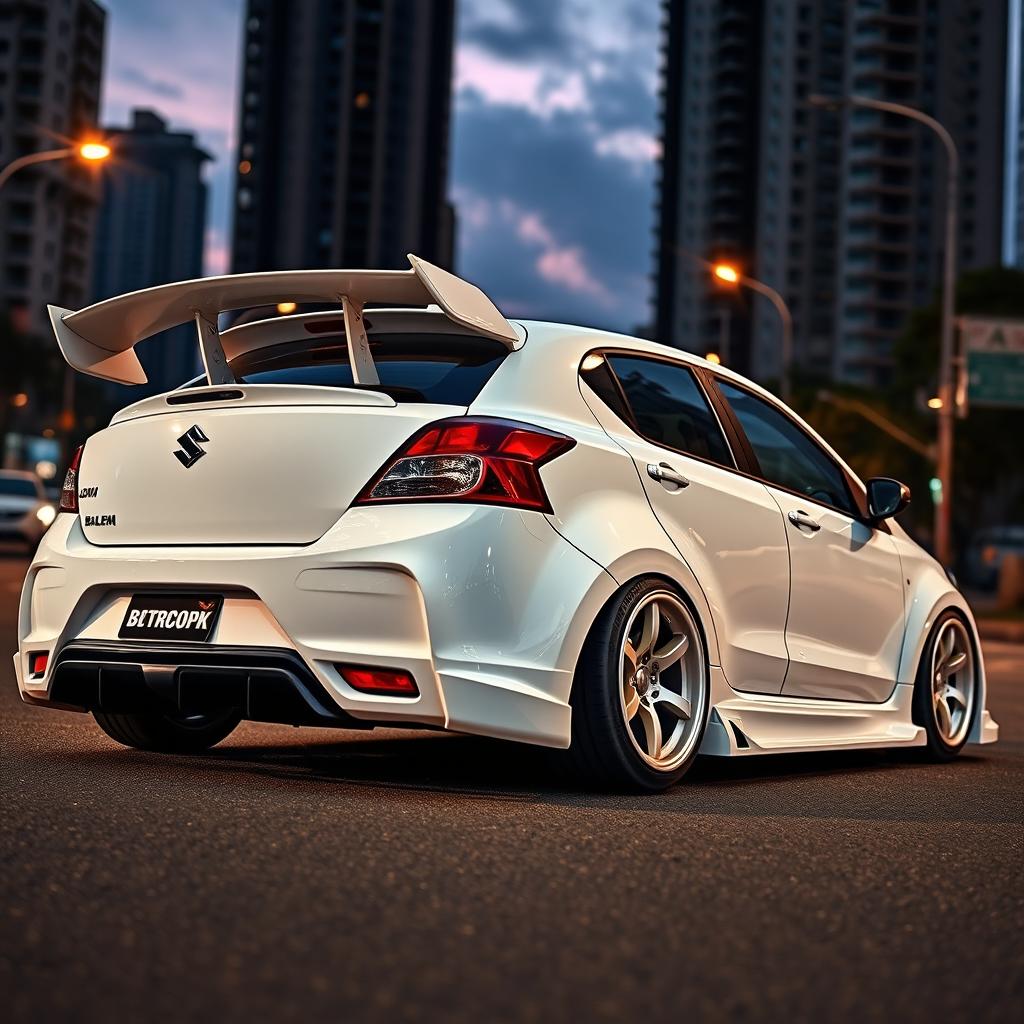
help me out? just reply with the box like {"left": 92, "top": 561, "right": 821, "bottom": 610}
{"left": 15, "top": 507, "right": 613, "bottom": 748}
{"left": 46, "top": 642, "right": 373, "bottom": 729}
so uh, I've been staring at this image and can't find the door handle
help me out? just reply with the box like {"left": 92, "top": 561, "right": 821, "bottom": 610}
{"left": 647, "top": 462, "right": 690, "bottom": 488}
{"left": 787, "top": 509, "right": 821, "bottom": 532}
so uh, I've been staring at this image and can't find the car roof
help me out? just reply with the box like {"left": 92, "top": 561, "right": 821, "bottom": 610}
{"left": 514, "top": 319, "right": 789, "bottom": 406}
{"left": 478, "top": 319, "right": 871, "bottom": 501}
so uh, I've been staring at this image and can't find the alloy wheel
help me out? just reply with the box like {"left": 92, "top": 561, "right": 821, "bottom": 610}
{"left": 618, "top": 591, "right": 706, "bottom": 771}
{"left": 929, "top": 617, "right": 976, "bottom": 747}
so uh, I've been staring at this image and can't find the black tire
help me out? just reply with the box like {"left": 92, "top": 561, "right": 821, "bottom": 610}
{"left": 93, "top": 708, "right": 241, "bottom": 753}
{"left": 568, "top": 577, "right": 710, "bottom": 791}
{"left": 912, "top": 609, "right": 977, "bottom": 761}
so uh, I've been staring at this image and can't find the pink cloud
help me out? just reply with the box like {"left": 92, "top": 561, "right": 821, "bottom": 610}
{"left": 204, "top": 226, "right": 229, "bottom": 276}
{"left": 594, "top": 128, "right": 662, "bottom": 169}
{"left": 536, "top": 246, "right": 612, "bottom": 305}
{"left": 497, "top": 201, "right": 613, "bottom": 307}
{"left": 515, "top": 211, "right": 555, "bottom": 247}
{"left": 455, "top": 45, "right": 590, "bottom": 118}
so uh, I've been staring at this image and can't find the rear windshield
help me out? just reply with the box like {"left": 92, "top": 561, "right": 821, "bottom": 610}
{"left": 190, "top": 332, "right": 508, "bottom": 405}
{"left": 0, "top": 477, "right": 39, "bottom": 498}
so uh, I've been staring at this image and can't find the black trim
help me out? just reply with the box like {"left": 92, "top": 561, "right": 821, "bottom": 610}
{"left": 692, "top": 366, "right": 759, "bottom": 476}
{"left": 48, "top": 642, "right": 373, "bottom": 729}
{"left": 167, "top": 389, "right": 245, "bottom": 406}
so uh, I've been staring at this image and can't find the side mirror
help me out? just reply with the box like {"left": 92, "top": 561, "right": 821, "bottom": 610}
{"left": 867, "top": 477, "right": 911, "bottom": 521}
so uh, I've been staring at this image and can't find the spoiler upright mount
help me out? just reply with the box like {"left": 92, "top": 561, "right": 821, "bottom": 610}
{"left": 47, "top": 254, "right": 520, "bottom": 386}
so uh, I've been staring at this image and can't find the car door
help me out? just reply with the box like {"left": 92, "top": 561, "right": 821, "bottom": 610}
{"left": 580, "top": 352, "right": 791, "bottom": 695}
{"left": 715, "top": 379, "right": 906, "bottom": 703}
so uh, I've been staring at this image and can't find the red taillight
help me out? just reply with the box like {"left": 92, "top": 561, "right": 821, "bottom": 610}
{"left": 30, "top": 652, "right": 48, "bottom": 677}
{"left": 338, "top": 665, "right": 419, "bottom": 697}
{"left": 355, "top": 417, "right": 575, "bottom": 513}
{"left": 59, "top": 444, "right": 84, "bottom": 513}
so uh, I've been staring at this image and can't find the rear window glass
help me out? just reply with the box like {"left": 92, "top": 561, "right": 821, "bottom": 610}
{"left": 188, "top": 332, "right": 508, "bottom": 405}
{"left": 0, "top": 476, "right": 39, "bottom": 498}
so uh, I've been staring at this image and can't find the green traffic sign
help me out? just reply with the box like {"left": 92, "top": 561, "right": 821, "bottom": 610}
{"left": 967, "top": 351, "right": 1024, "bottom": 408}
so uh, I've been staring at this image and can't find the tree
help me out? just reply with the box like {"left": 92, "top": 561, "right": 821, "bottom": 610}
{"left": 891, "top": 267, "right": 1024, "bottom": 542}
{"left": 790, "top": 268, "right": 1024, "bottom": 550}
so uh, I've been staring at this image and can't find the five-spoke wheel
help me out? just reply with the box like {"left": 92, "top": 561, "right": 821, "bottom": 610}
{"left": 914, "top": 610, "right": 977, "bottom": 759}
{"left": 618, "top": 591, "right": 705, "bottom": 772}
{"left": 569, "top": 578, "right": 710, "bottom": 790}
{"left": 928, "top": 616, "right": 976, "bottom": 747}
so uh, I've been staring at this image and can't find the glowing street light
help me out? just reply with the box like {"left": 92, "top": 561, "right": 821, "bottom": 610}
{"left": 705, "top": 352, "right": 722, "bottom": 365}
{"left": 927, "top": 396, "right": 944, "bottom": 410}
{"left": 276, "top": 301, "right": 297, "bottom": 315}
{"left": 78, "top": 142, "right": 111, "bottom": 161}
{"left": 710, "top": 262, "right": 793, "bottom": 403}
{"left": 0, "top": 139, "right": 112, "bottom": 192}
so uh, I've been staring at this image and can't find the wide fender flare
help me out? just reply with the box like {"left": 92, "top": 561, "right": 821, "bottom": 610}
{"left": 896, "top": 584, "right": 988, "bottom": 742}
{"left": 589, "top": 547, "right": 723, "bottom": 670}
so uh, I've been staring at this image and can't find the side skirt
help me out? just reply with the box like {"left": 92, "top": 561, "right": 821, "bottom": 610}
{"left": 699, "top": 668, "right": 925, "bottom": 756}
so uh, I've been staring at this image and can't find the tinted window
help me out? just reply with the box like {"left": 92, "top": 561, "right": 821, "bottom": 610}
{"left": 579, "top": 357, "right": 632, "bottom": 423}
{"left": 0, "top": 476, "right": 39, "bottom": 498}
{"left": 718, "top": 381, "right": 855, "bottom": 515}
{"left": 189, "top": 333, "right": 507, "bottom": 405}
{"left": 606, "top": 356, "right": 733, "bottom": 467}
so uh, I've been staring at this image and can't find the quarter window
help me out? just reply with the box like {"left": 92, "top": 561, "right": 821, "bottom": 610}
{"left": 718, "top": 381, "right": 855, "bottom": 515}
{"left": 603, "top": 356, "right": 734, "bottom": 467}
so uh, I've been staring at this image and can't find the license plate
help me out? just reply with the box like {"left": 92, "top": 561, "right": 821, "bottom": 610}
{"left": 119, "top": 594, "right": 223, "bottom": 642}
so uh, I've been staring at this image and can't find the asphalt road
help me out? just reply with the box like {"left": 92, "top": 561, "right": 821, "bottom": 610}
{"left": 1, "top": 548, "right": 1021, "bottom": 1023}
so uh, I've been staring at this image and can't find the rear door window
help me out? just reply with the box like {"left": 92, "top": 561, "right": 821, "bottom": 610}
{"left": 594, "top": 355, "right": 734, "bottom": 468}
{"left": 188, "top": 332, "right": 508, "bottom": 404}
{"left": 0, "top": 476, "right": 40, "bottom": 498}
{"left": 718, "top": 380, "right": 856, "bottom": 516}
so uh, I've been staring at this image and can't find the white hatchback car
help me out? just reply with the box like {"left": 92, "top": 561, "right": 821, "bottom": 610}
{"left": 0, "top": 470, "right": 56, "bottom": 550}
{"left": 15, "top": 257, "right": 997, "bottom": 789}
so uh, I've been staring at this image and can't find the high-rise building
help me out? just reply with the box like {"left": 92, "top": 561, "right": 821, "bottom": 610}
{"left": 92, "top": 109, "right": 212, "bottom": 393}
{"left": 0, "top": 0, "right": 105, "bottom": 337}
{"left": 654, "top": 2, "right": 765, "bottom": 375}
{"left": 1007, "top": 0, "right": 1024, "bottom": 267}
{"left": 655, "top": 0, "right": 1013, "bottom": 389}
{"left": 230, "top": 0, "right": 456, "bottom": 275}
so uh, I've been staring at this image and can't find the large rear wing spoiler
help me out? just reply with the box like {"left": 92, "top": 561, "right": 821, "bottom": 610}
{"left": 47, "top": 254, "right": 520, "bottom": 386}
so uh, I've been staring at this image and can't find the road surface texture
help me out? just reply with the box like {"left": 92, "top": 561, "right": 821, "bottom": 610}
{"left": 1, "top": 548, "right": 1021, "bottom": 1023}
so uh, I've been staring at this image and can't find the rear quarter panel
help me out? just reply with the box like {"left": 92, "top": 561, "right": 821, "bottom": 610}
{"left": 470, "top": 325, "right": 724, "bottom": 668}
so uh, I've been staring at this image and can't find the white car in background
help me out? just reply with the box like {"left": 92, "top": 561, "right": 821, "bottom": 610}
{"left": 14, "top": 256, "right": 997, "bottom": 790}
{"left": 0, "top": 471, "right": 56, "bottom": 550}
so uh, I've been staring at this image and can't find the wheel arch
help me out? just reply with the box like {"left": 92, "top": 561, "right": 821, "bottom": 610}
{"left": 601, "top": 550, "right": 721, "bottom": 666}
{"left": 897, "top": 585, "right": 988, "bottom": 743}
{"left": 565, "top": 558, "right": 719, "bottom": 705}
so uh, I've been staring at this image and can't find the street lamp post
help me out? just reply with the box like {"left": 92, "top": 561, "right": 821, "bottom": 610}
{"left": 0, "top": 141, "right": 111, "bottom": 467}
{"left": 0, "top": 142, "right": 111, "bottom": 191}
{"left": 712, "top": 262, "right": 793, "bottom": 404}
{"left": 816, "top": 389, "right": 936, "bottom": 461}
{"left": 810, "top": 93, "right": 958, "bottom": 566}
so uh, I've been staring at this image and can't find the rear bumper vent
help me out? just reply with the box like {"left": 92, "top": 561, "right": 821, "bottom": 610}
{"left": 49, "top": 643, "right": 369, "bottom": 730}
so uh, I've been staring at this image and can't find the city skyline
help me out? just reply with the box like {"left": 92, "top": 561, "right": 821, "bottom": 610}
{"left": 10, "top": 0, "right": 1020, "bottom": 347}
{"left": 656, "top": 0, "right": 1014, "bottom": 389}
{"left": 230, "top": 0, "right": 457, "bottom": 276}
{"left": 98, "top": 0, "right": 661, "bottom": 333}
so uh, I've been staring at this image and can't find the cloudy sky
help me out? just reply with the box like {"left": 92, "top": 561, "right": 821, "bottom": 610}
{"left": 99, "top": 0, "right": 661, "bottom": 332}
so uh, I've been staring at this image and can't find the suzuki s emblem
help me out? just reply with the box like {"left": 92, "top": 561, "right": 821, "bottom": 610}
{"left": 173, "top": 425, "right": 209, "bottom": 468}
